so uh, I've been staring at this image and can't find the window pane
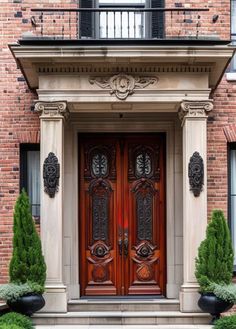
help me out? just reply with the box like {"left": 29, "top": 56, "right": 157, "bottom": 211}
{"left": 99, "top": 11, "right": 144, "bottom": 38}
{"left": 231, "top": 149, "right": 236, "bottom": 195}
{"left": 27, "top": 151, "right": 40, "bottom": 217}
{"left": 99, "top": 0, "right": 145, "bottom": 4}
{"left": 231, "top": 0, "right": 236, "bottom": 71}
{"left": 232, "top": 0, "right": 236, "bottom": 35}
{"left": 231, "top": 196, "right": 236, "bottom": 265}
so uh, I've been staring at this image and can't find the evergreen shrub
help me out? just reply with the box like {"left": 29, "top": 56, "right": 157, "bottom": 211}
{"left": 0, "top": 312, "right": 34, "bottom": 329}
{"left": 214, "top": 315, "right": 236, "bottom": 329}
{"left": 195, "top": 210, "right": 234, "bottom": 293}
{"left": 9, "top": 190, "right": 46, "bottom": 287}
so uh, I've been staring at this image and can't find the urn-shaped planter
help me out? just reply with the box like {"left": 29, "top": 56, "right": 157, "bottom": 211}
{"left": 198, "top": 293, "right": 233, "bottom": 323}
{"left": 8, "top": 294, "right": 45, "bottom": 316}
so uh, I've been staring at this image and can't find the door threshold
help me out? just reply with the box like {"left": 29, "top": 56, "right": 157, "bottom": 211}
{"left": 79, "top": 295, "right": 165, "bottom": 300}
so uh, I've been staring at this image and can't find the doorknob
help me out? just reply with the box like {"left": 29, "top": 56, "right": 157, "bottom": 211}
{"left": 124, "top": 230, "right": 129, "bottom": 257}
{"left": 118, "top": 236, "right": 123, "bottom": 256}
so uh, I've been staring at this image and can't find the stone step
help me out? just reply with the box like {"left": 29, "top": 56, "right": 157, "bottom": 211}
{"left": 33, "top": 311, "right": 211, "bottom": 326}
{"left": 68, "top": 299, "right": 180, "bottom": 312}
{"left": 36, "top": 325, "right": 212, "bottom": 329}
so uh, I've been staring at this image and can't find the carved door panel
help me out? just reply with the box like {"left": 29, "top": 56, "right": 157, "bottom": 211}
{"left": 124, "top": 135, "right": 165, "bottom": 295}
{"left": 79, "top": 136, "right": 121, "bottom": 296}
{"left": 79, "top": 134, "right": 165, "bottom": 296}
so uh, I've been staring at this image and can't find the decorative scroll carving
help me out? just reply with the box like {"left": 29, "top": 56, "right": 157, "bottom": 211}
{"left": 84, "top": 144, "right": 116, "bottom": 181}
{"left": 137, "top": 263, "right": 154, "bottom": 281}
{"left": 136, "top": 241, "right": 155, "bottom": 258}
{"left": 89, "top": 74, "right": 158, "bottom": 100}
{"left": 89, "top": 179, "right": 112, "bottom": 242}
{"left": 43, "top": 152, "right": 60, "bottom": 198}
{"left": 88, "top": 241, "right": 112, "bottom": 283}
{"left": 89, "top": 241, "right": 110, "bottom": 258}
{"left": 188, "top": 152, "right": 204, "bottom": 197}
{"left": 132, "top": 180, "right": 156, "bottom": 241}
{"left": 179, "top": 100, "right": 213, "bottom": 124}
{"left": 34, "top": 101, "right": 69, "bottom": 119}
{"left": 132, "top": 241, "right": 157, "bottom": 282}
{"left": 128, "top": 145, "right": 160, "bottom": 181}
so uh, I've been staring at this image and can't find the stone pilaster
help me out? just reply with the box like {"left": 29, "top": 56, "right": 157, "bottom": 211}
{"left": 179, "top": 100, "right": 213, "bottom": 312}
{"left": 34, "top": 101, "right": 69, "bottom": 313}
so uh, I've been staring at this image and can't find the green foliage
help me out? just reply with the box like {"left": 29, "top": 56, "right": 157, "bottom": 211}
{"left": 0, "top": 324, "right": 22, "bottom": 329}
{"left": 9, "top": 190, "right": 46, "bottom": 286}
{"left": 0, "top": 282, "right": 44, "bottom": 303}
{"left": 0, "top": 312, "right": 34, "bottom": 329}
{"left": 214, "top": 315, "right": 236, "bottom": 329}
{"left": 195, "top": 210, "right": 234, "bottom": 293}
{"left": 210, "top": 283, "right": 236, "bottom": 304}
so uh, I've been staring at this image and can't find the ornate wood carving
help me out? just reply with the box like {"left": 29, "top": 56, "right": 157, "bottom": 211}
{"left": 128, "top": 145, "right": 160, "bottom": 181}
{"left": 89, "top": 74, "right": 158, "bottom": 100}
{"left": 89, "top": 179, "right": 112, "bottom": 242}
{"left": 188, "top": 151, "right": 204, "bottom": 197}
{"left": 132, "top": 241, "right": 158, "bottom": 282}
{"left": 88, "top": 241, "right": 113, "bottom": 283}
{"left": 84, "top": 144, "right": 116, "bottom": 181}
{"left": 43, "top": 152, "right": 60, "bottom": 198}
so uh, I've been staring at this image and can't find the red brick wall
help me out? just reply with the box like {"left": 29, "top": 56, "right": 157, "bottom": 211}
{"left": 0, "top": 0, "right": 233, "bottom": 285}
{"left": 0, "top": 0, "right": 77, "bottom": 284}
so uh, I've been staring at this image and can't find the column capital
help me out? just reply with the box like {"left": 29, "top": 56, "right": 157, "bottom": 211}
{"left": 34, "top": 101, "right": 69, "bottom": 120}
{"left": 179, "top": 100, "right": 213, "bottom": 125}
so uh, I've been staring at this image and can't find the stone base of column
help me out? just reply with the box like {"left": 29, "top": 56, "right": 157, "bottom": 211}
{"left": 39, "top": 285, "right": 67, "bottom": 313}
{"left": 180, "top": 284, "right": 202, "bottom": 313}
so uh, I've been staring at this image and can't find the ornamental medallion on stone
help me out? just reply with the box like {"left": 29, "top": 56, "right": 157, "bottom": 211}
{"left": 43, "top": 152, "right": 60, "bottom": 198}
{"left": 89, "top": 73, "right": 158, "bottom": 100}
{"left": 188, "top": 152, "right": 204, "bottom": 197}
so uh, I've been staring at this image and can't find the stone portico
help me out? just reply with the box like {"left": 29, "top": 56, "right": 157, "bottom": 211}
{"left": 10, "top": 42, "right": 234, "bottom": 315}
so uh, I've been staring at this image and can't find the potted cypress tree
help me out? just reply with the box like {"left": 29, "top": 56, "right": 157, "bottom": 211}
{"left": 0, "top": 190, "right": 46, "bottom": 316}
{"left": 195, "top": 210, "right": 234, "bottom": 322}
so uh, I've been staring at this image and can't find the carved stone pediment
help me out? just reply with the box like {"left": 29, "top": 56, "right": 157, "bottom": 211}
{"left": 89, "top": 74, "right": 158, "bottom": 100}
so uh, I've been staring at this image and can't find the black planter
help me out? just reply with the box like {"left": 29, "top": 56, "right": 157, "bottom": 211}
{"left": 8, "top": 294, "right": 45, "bottom": 316}
{"left": 198, "top": 293, "right": 233, "bottom": 323}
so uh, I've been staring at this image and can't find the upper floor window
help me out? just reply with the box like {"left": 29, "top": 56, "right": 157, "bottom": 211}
{"left": 231, "top": 0, "right": 236, "bottom": 71}
{"left": 229, "top": 143, "right": 236, "bottom": 268}
{"left": 99, "top": 0, "right": 146, "bottom": 39}
{"left": 20, "top": 144, "right": 40, "bottom": 220}
{"left": 80, "top": 0, "right": 164, "bottom": 39}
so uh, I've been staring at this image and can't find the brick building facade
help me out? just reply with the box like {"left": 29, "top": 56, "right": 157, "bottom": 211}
{"left": 0, "top": 0, "right": 236, "bottom": 323}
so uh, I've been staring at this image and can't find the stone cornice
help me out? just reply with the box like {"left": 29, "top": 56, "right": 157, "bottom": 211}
{"left": 179, "top": 100, "right": 213, "bottom": 125}
{"left": 34, "top": 101, "right": 69, "bottom": 119}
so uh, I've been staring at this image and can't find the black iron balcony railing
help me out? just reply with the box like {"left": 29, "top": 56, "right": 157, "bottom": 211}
{"left": 28, "top": 7, "right": 214, "bottom": 41}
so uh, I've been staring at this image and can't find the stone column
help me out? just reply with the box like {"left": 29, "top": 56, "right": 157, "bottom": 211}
{"left": 34, "top": 101, "right": 69, "bottom": 313}
{"left": 179, "top": 100, "right": 213, "bottom": 312}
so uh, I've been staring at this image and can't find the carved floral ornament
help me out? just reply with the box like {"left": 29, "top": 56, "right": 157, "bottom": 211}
{"left": 89, "top": 73, "right": 158, "bottom": 100}
{"left": 34, "top": 101, "right": 69, "bottom": 119}
{"left": 179, "top": 100, "right": 213, "bottom": 124}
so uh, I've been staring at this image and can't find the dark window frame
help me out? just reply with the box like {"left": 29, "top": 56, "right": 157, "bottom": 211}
{"left": 79, "top": 0, "right": 165, "bottom": 39}
{"left": 228, "top": 142, "right": 236, "bottom": 273}
{"left": 20, "top": 143, "right": 40, "bottom": 223}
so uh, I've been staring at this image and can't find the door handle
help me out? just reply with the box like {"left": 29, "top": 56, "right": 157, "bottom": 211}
{"left": 118, "top": 236, "right": 123, "bottom": 256}
{"left": 124, "top": 230, "right": 129, "bottom": 257}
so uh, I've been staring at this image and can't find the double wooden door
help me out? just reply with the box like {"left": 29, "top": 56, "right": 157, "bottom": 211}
{"left": 79, "top": 134, "right": 165, "bottom": 296}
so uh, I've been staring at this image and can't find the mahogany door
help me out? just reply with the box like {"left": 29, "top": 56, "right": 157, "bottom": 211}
{"left": 79, "top": 134, "right": 165, "bottom": 296}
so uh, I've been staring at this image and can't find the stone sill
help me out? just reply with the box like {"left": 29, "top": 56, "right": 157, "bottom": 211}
{"left": 226, "top": 72, "right": 236, "bottom": 81}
